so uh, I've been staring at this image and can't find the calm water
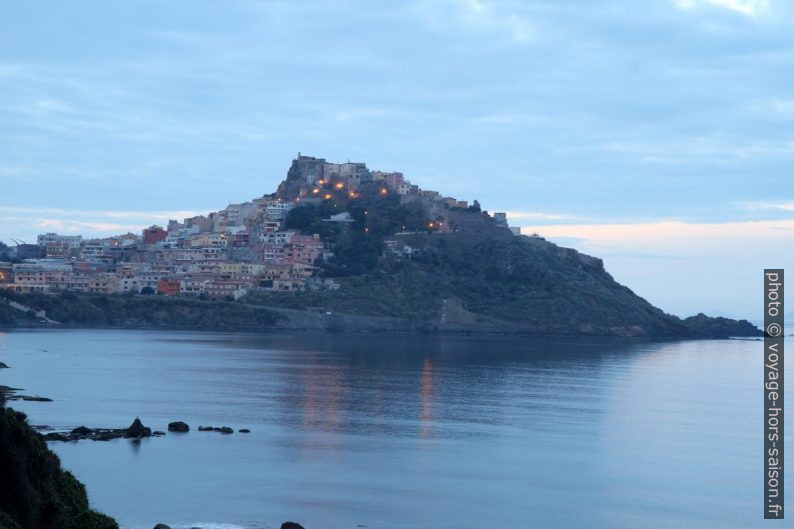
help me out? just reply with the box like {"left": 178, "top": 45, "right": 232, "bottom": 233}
{"left": 0, "top": 329, "right": 786, "bottom": 529}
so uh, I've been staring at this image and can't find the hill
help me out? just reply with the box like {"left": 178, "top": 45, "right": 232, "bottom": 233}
{"left": 0, "top": 154, "right": 760, "bottom": 338}
{"left": 245, "top": 160, "right": 760, "bottom": 338}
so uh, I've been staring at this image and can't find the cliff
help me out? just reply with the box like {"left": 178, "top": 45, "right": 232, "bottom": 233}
{"left": 0, "top": 397, "right": 117, "bottom": 529}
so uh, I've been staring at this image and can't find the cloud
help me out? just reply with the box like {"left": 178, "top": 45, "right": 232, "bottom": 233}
{"left": 0, "top": 206, "right": 211, "bottom": 242}
{"left": 602, "top": 137, "right": 794, "bottom": 162}
{"left": 518, "top": 217, "right": 794, "bottom": 319}
{"left": 35, "top": 219, "right": 133, "bottom": 233}
{"left": 673, "top": 0, "right": 770, "bottom": 17}
{"left": 409, "top": 0, "right": 535, "bottom": 44}
{"left": 0, "top": 206, "right": 208, "bottom": 220}
{"left": 750, "top": 99, "right": 794, "bottom": 118}
{"left": 735, "top": 200, "right": 794, "bottom": 212}
{"left": 520, "top": 217, "right": 794, "bottom": 249}
{"left": 504, "top": 210, "right": 574, "bottom": 222}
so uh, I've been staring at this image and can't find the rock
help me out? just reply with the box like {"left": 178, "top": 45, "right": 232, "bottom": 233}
{"left": 168, "top": 421, "right": 190, "bottom": 432}
{"left": 71, "top": 426, "right": 92, "bottom": 436}
{"left": 152, "top": 431, "right": 166, "bottom": 436}
{"left": 197, "top": 425, "right": 234, "bottom": 434}
{"left": 0, "top": 361, "right": 8, "bottom": 368}
{"left": 43, "top": 432, "right": 71, "bottom": 442}
{"left": 124, "top": 417, "right": 152, "bottom": 438}
{"left": 153, "top": 524, "right": 171, "bottom": 529}
{"left": 22, "top": 396, "right": 52, "bottom": 402}
{"left": 94, "top": 432, "right": 120, "bottom": 441}
{"left": 281, "top": 522, "right": 305, "bottom": 529}
{"left": 239, "top": 428, "right": 250, "bottom": 433}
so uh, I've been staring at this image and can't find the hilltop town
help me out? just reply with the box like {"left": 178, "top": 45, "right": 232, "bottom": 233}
{"left": 0, "top": 154, "right": 760, "bottom": 338}
{"left": 0, "top": 154, "right": 517, "bottom": 300}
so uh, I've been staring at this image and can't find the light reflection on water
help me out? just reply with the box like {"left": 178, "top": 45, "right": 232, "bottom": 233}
{"left": 0, "top": 330, "right": 781, "bottom": 529}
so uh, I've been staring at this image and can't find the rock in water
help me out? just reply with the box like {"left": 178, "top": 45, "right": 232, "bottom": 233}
{"left": 124, "top": 417, "right": 152, "bottom": 438}
{"left": 239, "top": 428, "right": 250, "bottom": 433}
{"left": 153, "top": 524, "right": 171, "bottom": 529}
{"left": 0, "top": 361, "right": 9, "bottom": 368}
{"left": 168, "top": 421, "right": 190, "bottom": 432}
{"left": 281, "top": 523, "right": 305, "bottom": 529}
{"left": 216, "top": 426, "right": 233, "bottom": 434}
{"left": 22, "top": 396, "right": 52, "bottom": 402}
{"left": 71, "top": 426, "right": 92, "bottom": 435}
{"left": 198, "top": 425, "right": 213, "bottom": 431}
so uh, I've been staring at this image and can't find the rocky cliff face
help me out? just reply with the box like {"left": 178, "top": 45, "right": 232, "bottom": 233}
{"left": 276, "top": 155, "right": 327, "bottom": 200}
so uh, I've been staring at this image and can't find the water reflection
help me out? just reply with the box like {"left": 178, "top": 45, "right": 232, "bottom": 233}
{"left": 1, "top": 330, "right": 773, "bottom": 529}
{"left": 419, "top": 356, "right": 434, "bottom": 439}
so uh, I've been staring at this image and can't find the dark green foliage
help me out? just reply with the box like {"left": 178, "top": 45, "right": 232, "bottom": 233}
{"left": 244, "top": 230, "right": 758, "bottom": 337}
{"left": 0, "top": 299, "right": 18, "bottom": 325}
{"left": 286, "top": 189, "right": 427, "bottom": 277}
{"left": 0, "top": 291, "right": 282, "bottom": 330}
{"left": 0, "top": 404, "right": 118, "bottom": 529}
{"left": 682, "top": 313, "right": 761, "bottom": 337}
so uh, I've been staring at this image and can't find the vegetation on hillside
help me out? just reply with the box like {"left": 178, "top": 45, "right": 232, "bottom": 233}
{"left": 0, "top": 290, "right": 282, "bottom": 330}
{"left": 285, "top": 186, "right": 428, "bottom": 276}
{"left": 245, "top": 229, "right": 760, "bottom": 337}
{"left": 0, "top": 396, "right": 117, "bottom": 529}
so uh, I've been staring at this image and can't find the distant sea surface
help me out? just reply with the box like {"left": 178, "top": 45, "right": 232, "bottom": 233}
{"left": 0, "top": 329, "right": 787, "bottom": 529}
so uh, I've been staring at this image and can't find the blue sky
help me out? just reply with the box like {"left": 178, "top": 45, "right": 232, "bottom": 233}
{"left": 1, "top": 0, "right": 792, "bottom": 319}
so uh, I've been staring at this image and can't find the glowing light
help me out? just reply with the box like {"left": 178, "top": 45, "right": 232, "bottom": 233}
{"left": 380, "top": 188, "right": 388, "bottom": 195}
{"left": 335, "top": 182, "right": 344, "bottom": 190}
{"left": 324, "top": 194, "right": 332, "bottom": 200}
{"left": 311, "top": 188, "right": 319, "bottom": 194}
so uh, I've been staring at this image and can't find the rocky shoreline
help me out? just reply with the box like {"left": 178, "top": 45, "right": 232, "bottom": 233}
{"left": 40, "top": 418, "right": 251, "bottom": 442}
{"left": 0, "top": 384, "right": 53, "bottom": 403}
{"left": 2, "top": 364, "right": 251, "bottom": 443}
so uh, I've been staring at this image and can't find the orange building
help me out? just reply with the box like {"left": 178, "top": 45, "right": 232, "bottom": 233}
{"left": 142, "top": 225, "right": 167, "bottom": 245}
{"left": 157, "top": 278, "right": 181, "bottom": 296}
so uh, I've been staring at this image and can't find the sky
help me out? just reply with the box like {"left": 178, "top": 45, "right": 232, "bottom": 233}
{"left": 0, "top": 0, "right": 792, "bottom": 320}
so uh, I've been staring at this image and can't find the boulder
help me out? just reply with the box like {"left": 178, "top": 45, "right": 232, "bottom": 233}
{"left": 198, "top": 426, "right": 213, "bottom": 431}
{"left": 239, "top": 428, "right": 250, "bottom": 433}
{"left": 153, "top": 524, "right": 171, "bottom": 529}
{"left": 22, "top": 396, "right": 52, "bottom": 402}
{"left": 124, "top": 417, "right": 152, "bottom": 438}
{"left": 71, "top": 426, "right": 92, "bottom": 436}
{"left": 216, "top": 427, "right": 233, "bottom": 434}
{"left": 281, "top": 523, "right": 305, "bottom": 529}
{"left": 43, "top": 432, "right": 71, "bottom": 442}
{"left": 0, "top": 361, "right": 9, "bottom": 368}
{"left": 168, "top": 421, "right": 190, "bottom": 432}
{"left": 152, "top": 431, "right": 166, "bottom": 436}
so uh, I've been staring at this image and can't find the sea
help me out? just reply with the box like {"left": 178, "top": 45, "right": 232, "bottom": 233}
{"left": 0, "top": 329, "right": 788, "bottom": 529}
